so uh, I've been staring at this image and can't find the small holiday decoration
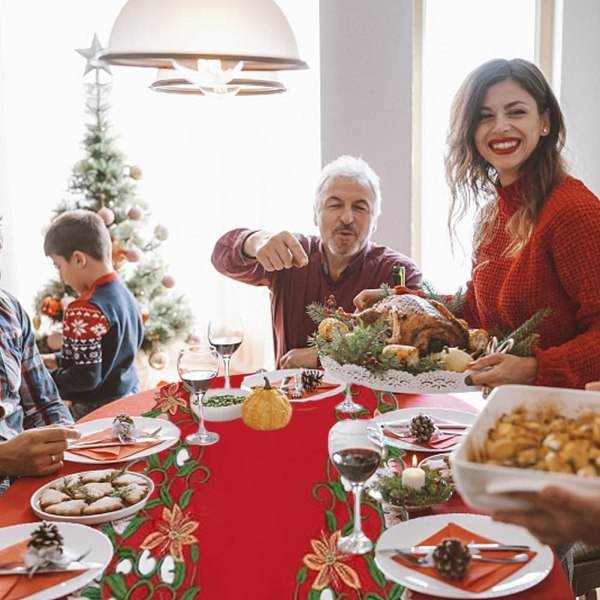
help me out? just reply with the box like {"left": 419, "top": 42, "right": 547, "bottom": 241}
{"left": 23, "top": 521, "right": 67, "bottom": 574}
{"left": 242, "top": 376, "right": 292, "bottom": 431}
{"left": 111, "top": 413, "right": 140, "bottom": 440}
{"left": 34, "top": 35, "right": 193, "bottom": 365}
{"left": 300, "top": 369, "right": 324, "bottom": 393}
{"left": 432, "top": 538, "right": 472, "bottom": 581}
{"left": 410, "top": 414, "right": 437, "bottom": 443}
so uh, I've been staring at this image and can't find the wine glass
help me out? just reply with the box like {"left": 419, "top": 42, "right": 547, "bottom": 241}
{"left": 208, "top": 315, "right": 244, "bottom": 389}
{"left": 328, "top": 419, "right": 383, "bottom": 554}
{"left": 335, "top": 383, "right": 365, "bottom": 413}
{"left": 177, "top": 345, "right": 220, "bottom": 445}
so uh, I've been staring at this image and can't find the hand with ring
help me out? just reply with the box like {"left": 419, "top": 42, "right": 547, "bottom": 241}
{"left": 0, "top": 426, "right": 80, "bottom": 477}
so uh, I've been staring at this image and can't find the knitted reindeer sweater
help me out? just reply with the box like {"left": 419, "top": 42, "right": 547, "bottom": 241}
{"left": 460, "top": 176, "right": 600, "bottom": 389}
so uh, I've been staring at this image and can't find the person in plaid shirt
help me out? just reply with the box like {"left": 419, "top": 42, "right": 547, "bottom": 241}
{"left": 0, "top": 218, "right": 77, "bottom": 495}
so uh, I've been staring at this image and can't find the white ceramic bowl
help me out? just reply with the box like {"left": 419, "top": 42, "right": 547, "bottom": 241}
{"left": 451, "top": 384, "right": 600, "bottom": 511}
{"left": 200, "top": 387, "right": 247, "bottom": 421}
{"left": 31, "top": 470, "right": 154, "bottom": 525}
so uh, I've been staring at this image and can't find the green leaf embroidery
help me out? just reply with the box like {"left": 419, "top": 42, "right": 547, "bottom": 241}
{"left": 365, "top": 593, "right": 386, "bottom": 600}
{"left": 176, "top": 460, "right": 198, "bottom": 477}
{"left": 179, "top": 488, "right": 194, "bottom": 509}
{"left": 389, "top": 583, "right": 406, "bottom": 600}
{"left": 180, "top": 587, "right": 201, "bottom": 600}
{"left": 190, "top": 544, "right": 200, "bottom": 563}
{"left": 325, "top": 509, "right": 337, "bottom": 533}
{"left": 104, "top": 573, "right": 128, "bottom": 598}
{"left": 172, "top": 558, "right": 186, "bottom": 588}
{"left": 159, "top": 484, "right": 173, "bottom": 508}
{"left": 79, "top": 585, "right": 102, "bottom": 599}
{"left": 121, "top": 515, "right": 146, "bottom": 540}
{"left": 144, "top": 498, "right": 163, "bottom": 510}
{"left": 329, "top": 480, "right": 347, "bottom": 502}
{"left": 296, "top": 566, "right": 308, "bottom": 584}
{"left": 307, "top": 589, "right": 322, "bottom": 600}
{"left": 365, "top": 554, "right": 387, "bottom": 587}
{"left": 146, "top": 453, "right": 160, "bottom": 468}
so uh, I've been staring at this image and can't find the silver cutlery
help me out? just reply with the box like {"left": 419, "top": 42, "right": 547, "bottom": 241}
{"left": 395, "top": 543, "right": 531, "bottom": 553}
{"left": 382, "top": 422, "right": 471, "bottom": 430}
{"left": 382, "top": 548, "right": 529, "bottom": 566}
{"left": 0, "top": 560, "right": 104, "bottom": 577}
{"left": 279, "top": 376, "right": 294, "bottom": 394}
{"left": 69, "top": 426, "right": 164, "bottom": 449}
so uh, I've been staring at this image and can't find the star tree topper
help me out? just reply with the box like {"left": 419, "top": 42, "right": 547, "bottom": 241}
{"left": 76, "top": 33, "right": 112, "bottom": 77}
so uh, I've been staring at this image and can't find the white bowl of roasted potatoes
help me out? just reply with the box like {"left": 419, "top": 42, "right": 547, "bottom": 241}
{"left": 31, "top": 468, "right": 154, "bottom": 525}
{"left": 451, "top": 384, "right": 600, "bottom": 511}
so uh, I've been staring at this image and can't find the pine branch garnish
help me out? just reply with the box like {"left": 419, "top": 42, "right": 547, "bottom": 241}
{"left": 500, "top": 307, "right": 551, "bottom": 356}
{"left": 306, "top": 302, "right": 333, "bottom": 325}
{"left": 422, "top": 281, "right": 466, "bottom": 316}
{"left": 380, "top": 283, "right": 393, "bottom": 298}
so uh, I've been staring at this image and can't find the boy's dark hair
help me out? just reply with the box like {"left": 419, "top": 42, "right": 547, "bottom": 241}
{"left": 44, "top": 209, "right": 112, "bottom": 262}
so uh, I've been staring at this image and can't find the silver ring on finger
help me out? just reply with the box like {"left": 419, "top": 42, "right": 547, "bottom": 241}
{"left": 482, "top": 385, "right": 491, "bottom": 399}
{"left": 50, "top": 454, "right": 56, "bottom": 464}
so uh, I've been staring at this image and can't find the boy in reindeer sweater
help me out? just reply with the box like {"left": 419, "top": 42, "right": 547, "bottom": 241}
{"left": 41, "top": 210, "right": 143, "bottom": 419}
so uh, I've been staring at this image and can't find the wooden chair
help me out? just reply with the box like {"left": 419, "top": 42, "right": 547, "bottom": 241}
{"left": 573, "top": 543, "right": 600, "bottom": 599}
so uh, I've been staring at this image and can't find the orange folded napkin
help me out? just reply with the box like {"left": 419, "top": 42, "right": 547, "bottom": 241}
{"left": 384, "top": 418, "right": 465, "bottom": 450}
{"left": 392, "top": 522, "right": 536, "bottom": 593}
{"left": 68, "top": 428, "right": 163, "bottom": 461}
{"left": 272, "top": 379, "right": 339, "bottom": 400}
{"left": 0, "top": 539, "right": 83, "bottom": 600}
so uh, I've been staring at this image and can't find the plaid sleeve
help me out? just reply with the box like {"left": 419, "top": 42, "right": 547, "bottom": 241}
{"left": 15, "top": 298, "right": 73, "bottom": 428}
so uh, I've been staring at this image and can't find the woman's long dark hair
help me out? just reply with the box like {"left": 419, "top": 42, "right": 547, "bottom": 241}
{"left": 445, "top": 58, "right": 568, "bottom": 256}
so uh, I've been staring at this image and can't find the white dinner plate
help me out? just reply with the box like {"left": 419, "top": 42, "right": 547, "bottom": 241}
{"left": 31, "top": 470, "right": 155, "bottom": 525}
{"left": 64, "top": 416, "right": 180, "bottom": 464}
{"left": 241, "top": 369, "right": 345, "bottom": 402}
{"left": 375, "top": 513, "right": 553, "bottom": 598}
{"left": 373, "top": 408, "right": 476, "bottom": 453}
{"left": 0, "top": 521, "right": 113, "bottom": 600}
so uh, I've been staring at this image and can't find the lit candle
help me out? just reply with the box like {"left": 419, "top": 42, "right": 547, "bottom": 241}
{"left": 401, "top": 455, "right": 426, "bottom": 490}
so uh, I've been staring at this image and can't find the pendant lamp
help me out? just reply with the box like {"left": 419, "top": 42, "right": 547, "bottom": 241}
{"left": 99, "top": 0, "right": 308, "bottom": 71}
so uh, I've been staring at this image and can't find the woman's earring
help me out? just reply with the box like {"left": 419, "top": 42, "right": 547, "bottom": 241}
{"left": 541, "top": 127, "right": 548, "bottom": 135}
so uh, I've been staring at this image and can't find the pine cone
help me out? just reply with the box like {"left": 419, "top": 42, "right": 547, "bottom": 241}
{"left": 28, "top": 522, "right": 64, "bottom": 552}
{"left": 114, "top": 414, "right": 134, "bottom": 426}
{"left": 301, "top": 369, "right": 324, "bottom": 392}
{"left": 432, "top": 538, "right": 471, "bottom": 580}
{"left": 362, "top": 351, "right": 379, "bottom": 367}
{"left": 410, "top": 414, "right": 437, "bottom": 442}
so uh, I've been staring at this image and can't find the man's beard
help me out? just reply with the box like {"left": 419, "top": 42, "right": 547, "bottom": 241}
{"left": 326, "top": 233, "right": 362, "bottom": 257}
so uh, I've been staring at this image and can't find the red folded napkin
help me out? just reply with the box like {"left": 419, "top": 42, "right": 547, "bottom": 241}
{"left": 0, "top": 538, "right": 83, "bottom": 600}
{"left": 68, "top": 428, "right": 163, "bottom": 461}
{"left": 272, "top": 379, "right": 339, "bottom": 400}
{"left": 384, "top": 417, "right": 464, "bottom": 449}
{"left": 392, "top": 522, "right": 536, "bottom": 593}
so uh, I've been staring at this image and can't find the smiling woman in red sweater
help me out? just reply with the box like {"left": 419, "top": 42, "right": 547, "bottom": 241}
{"left": 356, "top": 58, "right": 600, "bottom": 391}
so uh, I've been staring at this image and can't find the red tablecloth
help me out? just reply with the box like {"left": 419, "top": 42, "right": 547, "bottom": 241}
{"left": 0, "top": 379, "right": 574, "bottom": 600}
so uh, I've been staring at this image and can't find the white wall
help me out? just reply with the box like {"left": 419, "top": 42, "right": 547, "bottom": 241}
{"left": 559, "top": 0, "right": 600, "bottom": 196}
{"left": 319, "top": 0, "right": 414, "bottom": 257}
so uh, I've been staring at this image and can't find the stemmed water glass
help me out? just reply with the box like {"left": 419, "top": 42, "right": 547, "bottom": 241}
{"left": 208, "top": 315, "right": 244, "bottom": 389}
{"left": 177, "top": 345, "right": 220, "bottom": 446}
{"left": 335, "top": 383, "right": 365, "bottom": 413}
{"left": 328, "top": 419, "right": 383, "bottom": 554}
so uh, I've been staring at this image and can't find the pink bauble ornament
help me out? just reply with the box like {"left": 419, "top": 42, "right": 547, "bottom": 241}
{"left": 129, "top": 165, "right": 143, "bottom": 180}
{"left": 126, "top": 247, "right": 142, "bottom": 262}
{"left": 161, "top": 275, "right": 176, "bottom": 289}
{"left": 149, "top": 350, "right": 168, "bottom": 370}
{"left": 97, "top": 207, "right": 115, "bottom": 225}
{"left": 186, "top": 333, "right": 202, "bottom": 345}
{"left": 154, "top": 224, "right": 169, "bottom": 241}
{"left": 127, "top": 205, "right": 144, "bottom": 221}
{"left": 47, "top": 332, "right": 63, "bottom": 351}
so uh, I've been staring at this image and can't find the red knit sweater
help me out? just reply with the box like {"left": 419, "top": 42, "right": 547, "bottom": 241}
{"left": 460, "top": 176, "right": 600, "bottom": 389}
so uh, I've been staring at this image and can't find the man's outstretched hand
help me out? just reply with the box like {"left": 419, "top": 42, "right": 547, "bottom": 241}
{"left": 244, "top": 231, "right": 309, "bottom": 272}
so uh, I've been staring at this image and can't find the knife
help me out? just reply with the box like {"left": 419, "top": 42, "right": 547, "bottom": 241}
{"left": 381, "top": 543, "right": 530, "bottom": 554}
{"left": 69, "top": 437, "right": 169, "bottom": 449}
{"left": 383, "top": 423, "right": 471, "bottom": 430}
{"left": 0, "top": 560, "right": 104, "bottom": 576}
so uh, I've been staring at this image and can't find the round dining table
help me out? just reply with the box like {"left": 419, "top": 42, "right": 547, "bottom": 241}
{"left": 0, "top": 375, "right": 574, "bottom": 599}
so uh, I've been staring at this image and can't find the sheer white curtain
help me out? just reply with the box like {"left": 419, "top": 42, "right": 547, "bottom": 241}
{"left": 0, "top": 1, "right": 320, "bottom": 385}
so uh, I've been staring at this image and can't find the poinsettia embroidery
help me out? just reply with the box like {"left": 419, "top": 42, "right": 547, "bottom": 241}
{"left": 303, "top": 531, "right": 361, "bottom": 591}
{"left": 156, "top": 383, "right": 188, "bottom": 415}
{"left": 140, "top": 503, "right": 199, "bottom": 562}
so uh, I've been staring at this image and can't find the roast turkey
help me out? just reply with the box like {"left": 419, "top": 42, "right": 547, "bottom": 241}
{"left": 350, "top": 294, "right": 469, "bottom": 356}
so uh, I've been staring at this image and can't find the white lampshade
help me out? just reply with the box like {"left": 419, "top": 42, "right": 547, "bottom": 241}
{"left": 150, "top": 68, "right": 286, "bottom": 96}
{"left": 99, "top": 0, "right": 308, "bottom": 71}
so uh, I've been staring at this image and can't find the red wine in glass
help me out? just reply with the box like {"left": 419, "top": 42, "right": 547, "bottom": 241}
{"left": 180, "top": 369, "right": 215, "bottom": 393}
{"left": 210, "top": 337, "right": 242, "bottom": 358}
{"left": 332, "top": 447, "right": 381, "bottom": 483}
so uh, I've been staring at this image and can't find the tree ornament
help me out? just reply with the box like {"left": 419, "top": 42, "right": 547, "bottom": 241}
{"left": 161, "top": 274, "right": 176, "bottom": 289}
{"left": 432, "top": 538, "right": 471, "bottom": 581}
{"left": 127, "top": 205, "right": 144, "bottom": 221}
{"left": 154, "top": 224, "right": 169, "bottom": 241}
{"left": 149, "top": 350, "right": 169, "bottom": 370}
{"left": 47, "top": 332, "right": 63, "bottom": 351}
{"left": 41, "top": 297, "right": 62, "bottom": 318}
{"left": 111, "top": 238, "right": 128, "bottom": 267}
{"left": 61, "top": 295, "right": 76, "bottom": 310}
{"left": 410, "top": 414, "right": 437, "bottom": 443}
{"left": 97, "top": 206, "right": 115, "bottom": 225}
{"left": 241, "top": 376, "right": 292, "bottom": 431}
{"left": 129, "top": 165, "right": 143, "bottom": 180}
{"left": 140, "top": 304, "right": 149, "bottom": 324}
{"left": 126, "top": 247, "right": 142, "bottom": 262}
{"left": 76, "top": 33, "right": 112, "bottom": 77}
{"left": 186, "top": 333, "right": 202, "bottom": 345}
{"left": 32, "top": 313, "right": 41, "bottom": 330}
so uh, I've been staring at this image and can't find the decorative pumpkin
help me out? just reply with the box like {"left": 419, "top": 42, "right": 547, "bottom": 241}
{"left": 241, "top": 376, "right": 292, "bottom": 431}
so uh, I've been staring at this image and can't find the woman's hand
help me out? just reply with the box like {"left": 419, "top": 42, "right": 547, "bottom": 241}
{"left": 353, "top": 288, "right": 385, "bottom": 311}
{"left": 467, "top": 354, "right": 537, "bottom": 391}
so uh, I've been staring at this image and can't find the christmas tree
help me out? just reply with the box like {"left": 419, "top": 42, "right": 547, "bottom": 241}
{"left": 33, "top": 36, "right": 194, "bottom": 369}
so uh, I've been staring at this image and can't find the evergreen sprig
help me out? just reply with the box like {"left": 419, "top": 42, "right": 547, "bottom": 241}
{"left": 500, "top": 307, "right": 551, "bottom": 356}
{"left": 422, "top": 280, "right": 466, "bottom": 315}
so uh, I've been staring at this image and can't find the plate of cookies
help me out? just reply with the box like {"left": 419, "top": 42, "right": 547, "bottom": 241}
{"left": 31, "top": 468, "right": 154, "bottom": 525}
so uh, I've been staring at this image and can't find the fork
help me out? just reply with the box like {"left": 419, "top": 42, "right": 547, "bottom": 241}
{"left": 70, "top": 426, "right": 163, "bottom": 448}
{"left": 387, "top": 549, "right": 529, "bottom": 565}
